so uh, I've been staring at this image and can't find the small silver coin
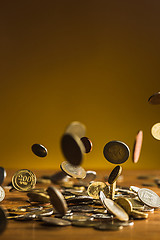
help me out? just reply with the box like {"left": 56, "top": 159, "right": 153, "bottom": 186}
{"left": 103, "top": 141, "right": 130, "bottom": 164}
{"left": 31, "top": 144, "right": 48, "bottom": 157}
{"left": 0, "top": 187, "right": 5, "bottom": 202}
{"left": 138, "top": 188, "right": 160, "bottom": 208}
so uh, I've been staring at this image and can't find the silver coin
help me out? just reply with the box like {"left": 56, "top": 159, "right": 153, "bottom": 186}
{"left": 103, "top": 141, "right": 130, "bottom": 164}
{"left": 0, "top": 187, "right": 5, "bottom": 202}
{"left": 41, "top": 217, "right": 71, "bottom": 226}
{"left": 138, "top": 188, "right": 160, "bottom": 208}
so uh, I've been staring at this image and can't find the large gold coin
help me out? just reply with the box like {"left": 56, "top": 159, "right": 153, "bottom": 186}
{"left": 151, "top": 123, "right": 160, "bottom": 140}
{"left": 115, "top": 197, "right": 132, "bottom": 215}
{"left": 60, "top": 161, "right": 86, "bottom": 179}
{"left": 12, "top": 169, "right": 36, "bottom": 191}
{"left": 87, "top": 181, "right": 109, "bottom": 199}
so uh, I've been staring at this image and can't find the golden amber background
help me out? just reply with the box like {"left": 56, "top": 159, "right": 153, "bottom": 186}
{"left": 0, "top": 1, "right": 160, "bottom": 170}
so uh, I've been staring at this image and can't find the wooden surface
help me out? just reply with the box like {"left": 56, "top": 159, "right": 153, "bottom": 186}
{"left": 1, "top": 169, "right": 160, "bottom": 240}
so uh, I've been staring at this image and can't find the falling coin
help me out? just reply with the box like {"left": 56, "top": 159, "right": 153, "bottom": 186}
{"left": 148, "top": 92, "right": 160, "bottom": 105}
{"left": 151, "top": 123, "right": 160, "bottom": 140}
{"left": 60, "top": 161, "right": 86, "bottom": 179}
{"left": 103, "top": 141, "right": 130, "bottom": 164}
{"left": 65, "top": 121, "right": 86, "bottom": 138}
{"left": 80, "top": 137, "right": 93, "bottom": 153}
{"left": 12, "top": 169, "right": 36, "bottom": 191}
{"left": 87, "top": 182, "right": 109, "bottom": 199}
{"left": 31, "top": 144, "right": 48, "bottom": 157}
{"left": 0, "top": 167, "right": 7, "bottom": 185}
{"left": 61, "top": 133, "right": 85, "bottom": 166}
{"left": 47, "top": 186, "right": 68, "bottom": 216}
{"left": 132, "top": 130, "right": 143, "bottom": 163}
{"left": 108, "top": 166, "right": 122, "bottom": 184}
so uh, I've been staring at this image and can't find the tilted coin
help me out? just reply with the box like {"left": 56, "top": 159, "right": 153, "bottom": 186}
{"left": 72, "top": 220, "right": 97, "bottom": 228}
{"left": 27, "top": 192, "right": 50, "bottom": 203}
{"left": 87, "top": 182, "right": 109, "bottom": 199}
{"left": 148, "top": 92, "right": 160, "bottom": 105}
{"left": 61, "top": 133, "right": 85, "bottom": 166}
{"left": 65, "top": 121, "right": 86, "bottom": 138}
{"left": 80, "top": 137, "right": 93, "bottom": 153}
{"left": 12, "top": 169, "right": 36, "bottom": 191}
{"left": 0, "top": 187, "right": 5, "bottom": 202}
{"left": 99, "top": 191, "right": 129, "bottom": 221}
{"left": 113, "top": 220, "right": 134, "bottom": 227}
{"left": 31, "top": 144, "right": 48, "bottom": 157}
{"left": 41, "top": 217, "right": 71, "bottom": 226}
{"left": 0, "top": 207, "right": 7, "bottom": 234}
{"left": 137, "top": 188, "right": 160, "bottom": 208}
{"left": 103, "top": 141, "right": 130, "bottom": 164}
{"left": 132, "top": 130, "right": 143, "bottom": 163}
{"left": 0, "top": 167, "right": 7, "bottom": 185}
{"left": 60, "top": 161, "right": 86, "bottom": 179}
{"left": 151, "top": 123, "right": 160, "bottom": 140}
{"left": 94, "top": 223, "right": 123, "bottom": 231}
{"left": 130, "top": 210, "right": 148, "bottom": 219}
{"left": 108, "top": 165, "right": 122, "bottom": 184}
{"left": 129, "top": 186, "right": 140, "bottom": 193}
{"left": 62, "top": 213, "right": 93, "bottom": 222}
{"left": 115, "top": 197, "right": 132, "bottom": 214}
{"left": 47, "top": 186, "right": 68, "bottom": 216}
{"left": 66, "top": 195, "right": 93, "bottom": 204}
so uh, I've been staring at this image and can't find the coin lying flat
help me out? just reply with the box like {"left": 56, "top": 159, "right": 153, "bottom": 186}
{"left": 31, "top": 144, "right": 48, "bottom": 157}
{"left": 99, "top": 191, "right": 129, "bottom": 221}
{"left": 87, "top": 182, "right": 109, "bottom": 199}
{"left": 148, "top": 92, "right": 160, "bottom": 105}
{"left": 60, "top": 161, "right": 86, "bottom": 179}
{"left": 137, "top": 188, "right": 160, "bottom": 208}
{"left": 130, "top": 210, "right": 148, "bottom": 219}
{"left": 108, "top": 166, "right": 122, "bottom": 184}
{"left": 0, "top": 207, "right": 7, "bottom": 234}
{"left": 12, "top": 169, "right": 36, "bottom": 191}
{"left": 61, "top": 133, "right": 85, "bottom": 166}
{"left": 94, "top": 223, "right": 123, "bottom": 231}
{"left": 41, "top": 217, "right": 71, "bottom": 226}
{"left": 47, "top": 186, "right": 68, "bottom": 216}
{"left": 103, "top": 141, "right": 130, "bottom": 164}
{"left": 65, "top": 121, "right": 86, "bottom": 139}
{"left": 80, "top": 137, "right": 93, "bottom": 153}
{"left": 0, "top": 187, "right": 5, "bottom": 202}
{"left": 151, "top": 123, "right": 160, "bottom": 140}
{"left": 0, "top": 167, "right": 7, "bottom": 185}
{"left": 132, "top": 130, "right": 143, "bottom": 163}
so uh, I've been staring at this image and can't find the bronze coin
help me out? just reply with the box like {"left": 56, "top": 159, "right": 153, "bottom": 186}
{"left": 132, "top": 130, "right": 143, "bottom": 163}
{"left": 103, "top": 141, "right": 130, "bottom": 164}
{"left": 31, "top": 144, "right": 48, "bottom": 157}
{"left": 61, "top": 133, "right": 85, "bottom": 166}
{"left": 81, "top": 137, "right": 93, "bottom": 153}
{"left": 47, "top": 186, "right": 68, "bottom": 216}
{"left": 148, "top": 92, "right": 160, "bottom": 105}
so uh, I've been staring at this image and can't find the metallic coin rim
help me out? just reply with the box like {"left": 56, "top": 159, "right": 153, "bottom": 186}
{"left": 60, "top": 161, "right": 86, "bottom": 179}
{"left": 12, "top": 169, "right": 36, "bottom": 191}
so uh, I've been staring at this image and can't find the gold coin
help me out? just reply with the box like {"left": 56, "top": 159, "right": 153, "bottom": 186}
{"left": 108, "top": 166, "right": 122, "bottom": 184}
{"left": 60, "top": 161, "right": 86, "bottom": 179}
{"left": 151, "top": 123, "right": 160, "bottom": 140}
{"left": 12, "top": 169, "right": 36, "bottom": 191}
{"left": 87, "top": 181, "right": 109, "bottom": 199}
{"left": 130, "top": 210, "right": 148, "bottom": 219}
{"left": 115, "top": 197, "right": 132, "bottom": 214}
{"left": 27, "top": 192, "right": 50, "bottom": 203}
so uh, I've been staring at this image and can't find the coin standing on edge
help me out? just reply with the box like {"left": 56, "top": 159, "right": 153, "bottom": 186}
{"left": 47, "top": 186, "right": 68, "bottom": 216}
{"left": 60, "top": 161, "right": 86, "bottom": 179}
{"left": 148, "top": 92, "right": 160, "bottom": 105}
{"left": 12, "top": 169, "right": 36, "bottom": 191}
{"left": 132, "top": 130, "right": 143, "bottom": 163}
{"left": 151, "top": 123, "right": 160, "bottom": 140}
{"left": 108, "top": 166, "right": 122, "bottom": 184}
{"left": 31, "top": 144, "right": 48, "bottom": 157}
{"left": 103, "top": 141, "right": 130, "bottom": 164}
{"left": 61, "top": 133, "right": 85, "bottom": 166}
{"left": 0, "top": 187, "right": 5, "bottom": 202}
